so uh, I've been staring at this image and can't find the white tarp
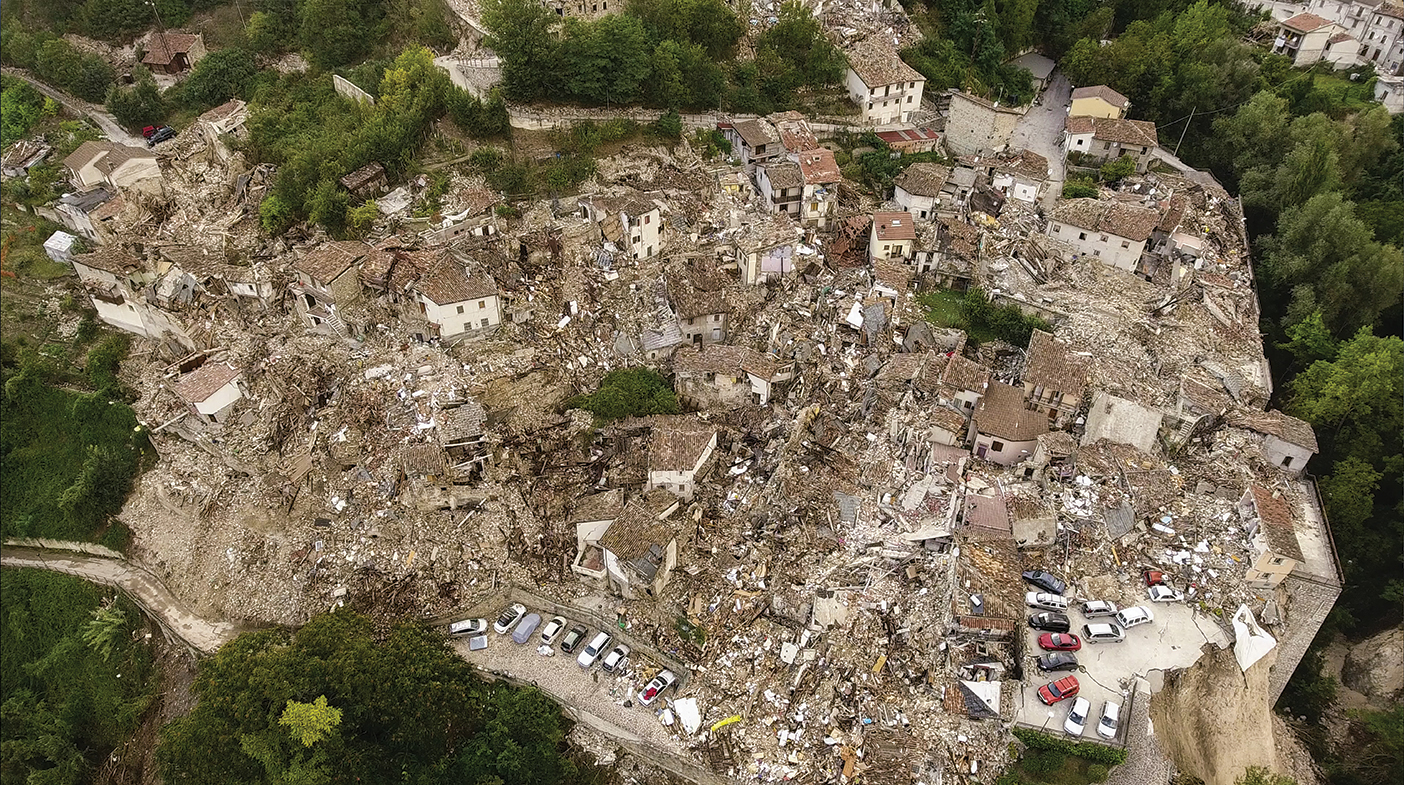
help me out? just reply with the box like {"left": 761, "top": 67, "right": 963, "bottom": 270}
{"left": 1232, "top": 604, "right": 1276, "bottom": 672}
{"left": 673, "top": 697, "right": 702, "bottom": 735}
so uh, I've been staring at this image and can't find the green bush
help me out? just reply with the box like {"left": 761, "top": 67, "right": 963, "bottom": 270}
{"left": 1023, "top": 749, "right": 1066, "bottom": 775}
{"left": 959, "top": 288, "right": 1052, "bottom": 348}
{"left": 567, "top": 368, "right": 680, "bottom": 421}
{"left": 1062, "top": 178, "right": 1099, "bottom": 198}
{"left": 1088, "top": 762, "right": 1109, "bottom": 782}
{"left": 1099, "top": 155, "right": 1136, "bottom": 183}
{"left": 1012, "top": 728, "right": 1129, "bottom": 767}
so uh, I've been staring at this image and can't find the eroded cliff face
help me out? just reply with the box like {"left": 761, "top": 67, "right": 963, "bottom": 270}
{"left": 1149, "top": 643, "right": 1282, "bottom": 785}
{"left": 1342, "top": 626, "right": 1404, "bottom": 705}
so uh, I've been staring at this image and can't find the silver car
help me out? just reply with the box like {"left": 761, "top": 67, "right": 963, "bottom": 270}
{"left": 1025, "top": 592, "right": 1069, "bottom": 612}
{"left": 577, "top": 632, "right": 612, "bottom": 668}
{"left": 1080, "top": 600, "right": 1118, "bottom": 618}
{"left": 539, "top": 616, "right": 567, "bottom": 645}
{"left": 1097, "top": 701, "right": 1121, "bottom": 739}
{"left": 1064, "top": 696, "right": 1090, "bottom": 736}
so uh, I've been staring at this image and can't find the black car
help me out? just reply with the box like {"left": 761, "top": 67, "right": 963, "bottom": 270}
{"left": 147, "top": 126, "right": 177, "bottom": 146}
{"left": 1037, "top": 652, "right": 1080, "bottom": 673}
{"left": 1022, "top": 569, "right": 1066, "bottom": 595}
{"left": 1028, "top": 612, "right": 1071, "bottom": 632}
{"left": 559, "top": 625, "right": 588, "bottom": 653}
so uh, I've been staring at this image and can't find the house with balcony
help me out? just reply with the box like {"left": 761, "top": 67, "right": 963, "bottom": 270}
{"left": 1273, "top": 12, "right": 1351, "bottom": 66}
{"left": 1022, "top": 329, "right": 1089, "bottom": 428}
{"left": 757, "top": 160, "right": 803, "bottom": 219}
{"left": 973, "top": 380, "right": 1049, "bottom": 466}
{"left": 844, "top": 41, "right": 927, "bottom": 126}
{"left": 290, "top": 241, "right": 370, "bottom": 337}
{"left": 894, "top": 162, "right": 952, "bottom": 222}
{"left": 796, "top": 149, "right": 841, "bottom": 228}
{"left": 720, "top": 118, "right": 782, "bottom": 171}
{"left": 580, "top": 190, "right": 665, "bottom": 261}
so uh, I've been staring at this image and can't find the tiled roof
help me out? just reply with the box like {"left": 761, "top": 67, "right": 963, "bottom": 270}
{"left": 63, "top": 140, "right": 155, "bottom": 175}
{"left": 1229, "top": 409, "right": 1319, "bottom": 451}
{"left": 942, "top": 353, "right": 990, "bottom": 393}
{"left": 142, "top": 32, "right": 201, "bottom": 66}
{"left": 873, "top": 211, "right": 916, "bottom": 240}
{"left": 666, "top": 266, "right": 729, "bottom": 319}
{"left": 1250, "top": 485, "right": 1304, "bottom": 562}
{"left": 975, "top": 381, "right": 1049, "bottom": 442}
{"left": 649, "top": 420, "right": 716, "bottom": 472}
{"left": 199, "top": 98, "right": 246, "bottom": 124}
{"left": 895, "top": 162, "right": 952, "bottom": 197}
{"left": 1065, "top": 115, "right": 1095, "bottom": 135}
{"left": 1051, "top": 198, "right": 1160, "bottom": 242}
{"left": 846, "top": 40, "right": 924, "bottom": 87}
{"left": 413, "top": 253, "right": 496, "bottom": 305}
{"left": 797, "top": 149, "right": 841, "bottom": 184}
{"left": 939, "top": 218, "right": 980, "bottom": 259}
{"left": 875, "top": 128, "right": 941, "bottom": 147}
{"left": 674, "top": 344, "right": 779, "bottom": 380}
{"left": 599, "top": 500, "right": 675, "bottom": 564}
{"left": 872, "top": 259, "right": 912, "bottom": 290}
{"left": 762, "top": 161, "right": 803, "bottom": 190}
{"left": 75, "top": 246, "right": 141, "bottom": 274}
{"left": 1157, "top": 195, "right": 1189, "bottom": 233}
{"left": 1089, "top": 117, "right": 1160, "bottom": 147}
{"left": 1281, "top": 12, "right": 1333, "bottom": 32}
{"left": 733, "top": 118, "right": 780, "bottom": 148}
{"left": 1070, "top": 85, "right": 1130, "bottom": 109}
{"left": 339, "top": 162, "right": 385, "bottom": 191}
{"left": 295, "top": 240, "right": 369, "bottom": 285}
{"left": 1024, "top": 330, "right": 1088, "bottom": 398}
{"left": 990, "top": 149, "right": 1049, "bottom": 180}
{"left": 770, "top": 112, "right": 819, "bottom": 152}
{"left": 174, "top": 362, "right": 240, "bottom": 403}
{"left": 569, "top": 488, "right": 625, "bottom": 523}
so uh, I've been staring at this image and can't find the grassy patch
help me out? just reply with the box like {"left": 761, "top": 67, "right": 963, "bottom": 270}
{"left": 917, "top": 288, "right": 1051, "bottom": 348}
{"left": 1, "top": 568, "right": 157, "bottom": 781}
{"left": 1003, "top": 749, "right": 1110, "bottom": 784}
{"left": 1, "top": 342, "right": 153, "bottom": 544}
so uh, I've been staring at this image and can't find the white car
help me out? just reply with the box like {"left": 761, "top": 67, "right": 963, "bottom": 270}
{"left": 601, "top": 644, "right": 631, "bottom": 672}
{"left": 637, "top": 670, "right": 677, "bottom": 706}
{"left": 1148, "top": 584, "right": 1185, "bottom": 602}
{"left": 1025, "top": 592, "right": 1069, "bottom": 612}
{"left": 1097, "top": 701, "right": 1121, "bottom": 739}
{"left": 1115, "top": 606, "right": 1154, "bottom": 629}
{"left": 539, "top": 616, "right": 567, "bottom": 645}
{"left": 1064, "top": 696, "right": 1090, "bottom": 736}
{"left": 447, "top": 618, "right": 488, "bottom": 636}
{"left": 1080, "top": 600, "right": 1118, "bottom": 618}
{"left": 493, "top": 604, "right": 527, "bottom": 634}
{"left": 577, "top": 631, "right": 612, "bottom": 668}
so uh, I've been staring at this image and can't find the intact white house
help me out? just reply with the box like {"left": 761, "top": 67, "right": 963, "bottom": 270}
{"left": 409, "top": 253, "right": 501, "bottom": 341}
{"left": 646, "top": 418, "right": 718, "bottom": 501}
{"left": 870, "top": 211, "right": 917, "bottom": 261}
{"left": 844, "top": 40, "right": 926, "bottom": 126}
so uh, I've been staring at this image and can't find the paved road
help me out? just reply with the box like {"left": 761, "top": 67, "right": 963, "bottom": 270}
{"left": 1009, "top": 70, "right": 1072, "bottom": 209}
{"left": 2, "top": 66, "right": 144, "bottom": 147}
{"left": 1, "top": 545, "right": 239, "bottom": 653}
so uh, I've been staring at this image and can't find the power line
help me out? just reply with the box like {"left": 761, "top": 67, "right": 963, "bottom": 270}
{"left": 1153, "top": 62, "right": 1334, "bottom": 132}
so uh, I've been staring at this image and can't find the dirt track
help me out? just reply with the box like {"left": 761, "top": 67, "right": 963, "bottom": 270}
{"left": 1, "top": 66, "right": 144, "bottom": 146}
{"left": 0, "top": 544, "right": 240, "bottom": 653}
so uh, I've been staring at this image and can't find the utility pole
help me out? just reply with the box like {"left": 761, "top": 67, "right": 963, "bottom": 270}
{"left": 146, "top": 0, "right": 170, "bottom": 69}
{"left": 1174, "top": 106, "right": 1195, "bottom": 158}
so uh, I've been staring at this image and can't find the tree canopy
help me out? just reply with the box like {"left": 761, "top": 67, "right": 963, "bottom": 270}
{"left": 158, "top": 609, "right": 606, "bottom": 785}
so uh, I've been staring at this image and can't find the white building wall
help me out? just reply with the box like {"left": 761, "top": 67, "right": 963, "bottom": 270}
{"left": 193, "top": 381, "right": 242, "bottom": 420}
{"left": 895, "top": 186, "right": 938, "bottom": 220}
{"left": 1048, "top": 221, "right": 1145, "bottom": 272}
{"left": 973, "top": 433, "right": 1038, "bottom": 465}
{"left": 423, "top": 294, "right": 501, "bottom": 338}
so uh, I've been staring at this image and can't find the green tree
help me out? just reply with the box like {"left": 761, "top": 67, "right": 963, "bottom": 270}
{"left": 299, "top": 0, "right": 382, "bottom": 70}
{"left": 1099, "top": 155, "right": 1136, "bottom": 183}
{"left": 567, "top": 368, "right": 681, "bottom": 421}
{"left": 105, "top": 69, "right": 167, "bottom": 130}
{"left": 482, "top": 0, "right": 560, "bottom": 102}
{"left": 1278, "top": 310, "right": 1338, "bottom": 369}
{"left": 180, "top": 47, "right": 259, "bottom": 110}
{"left": 1062, "top": 178, "right": 1098, "bottom": 198}
{"left": 558, "top": 15, "right": 653, "bottom": 105}
{"left": 1234, "top": 766, "right": 1296, "bottom": 785}
{"left": 279, "top": 696, "right": 343, "bottom": 747}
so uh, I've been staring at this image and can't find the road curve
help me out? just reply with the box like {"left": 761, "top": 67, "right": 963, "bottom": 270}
{"left": 1, "top": 67, "right": 144, "bottom": 147}
{"left": 1, "top": 545, "right": 239, "bottom": 654}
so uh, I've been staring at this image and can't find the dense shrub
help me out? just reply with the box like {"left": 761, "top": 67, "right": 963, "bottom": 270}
{"left": 1012, "top": 728, "right": 1128, "bottom": 766}
{"left": 566, "top": 368, "right": 681, "bottom": 421}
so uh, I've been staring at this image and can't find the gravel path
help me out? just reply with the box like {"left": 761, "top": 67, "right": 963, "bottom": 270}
{"left": 1, "top": 545, "right": 241, "bottom": 653}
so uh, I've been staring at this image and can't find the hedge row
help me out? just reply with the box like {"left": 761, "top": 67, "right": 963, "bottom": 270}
{"left": 1012, "top": 727, "right": 1128, "bottom": 767}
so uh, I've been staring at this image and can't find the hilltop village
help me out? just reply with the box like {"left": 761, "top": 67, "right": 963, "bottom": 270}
{"left": 4, "top": 18, "right": 1350, "bottom": 785}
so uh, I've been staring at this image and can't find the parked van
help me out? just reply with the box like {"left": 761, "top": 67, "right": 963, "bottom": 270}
{"left": 1115, "top": 606, "right": 1154, "bottom": 630}
{"left": 577, "top": 632, "right": 612, "bottom": 668}
{"left": 1082, "top": 623, "right": 1126, "bottom": 643}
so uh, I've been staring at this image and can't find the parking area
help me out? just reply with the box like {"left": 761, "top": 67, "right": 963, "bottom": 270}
{"left": 1014, "top": 600, "right": 1230, "bottom": 742}
{"left": 448, "top": 609, "right": 689, "bottom": 755}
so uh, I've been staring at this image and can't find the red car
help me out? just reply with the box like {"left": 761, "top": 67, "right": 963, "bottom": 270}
{"left": 1143, "top": 570, "right": 1165, "bottom": 586}
{"left": 1037, "top": 675, "right": 1080, "bottom": 705}
{"left": 1038, "top": 632, "right": 1082, "bottom": 651}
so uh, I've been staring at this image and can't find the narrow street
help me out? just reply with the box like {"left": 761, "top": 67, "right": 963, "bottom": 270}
{"left": 1, "top": 66, "right": 145, "bottom": 147}
{"left": 1009, "top": 70, "right": 1072, "bottom": 208}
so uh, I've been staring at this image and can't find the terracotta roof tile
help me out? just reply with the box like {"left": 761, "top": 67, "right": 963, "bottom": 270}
{"left": 1070, "top": 85, "right": 1130, "bottom": 109}
{"left": 974, "top": 380, "right": 1049, "bottom": 442}
{"left": 895, "top": 162, "right": 952, "bottom": 197}
{"left": 1250, "top": 485, "right": 1304, "bottom": 562}
{"left": 63, "top": 140, "right": 155, "bottom": 175}
{"left": 412, "top": 253, "right": 496, "bottom": 304}
{"left": 649, "top": 420, "right": 716, "bottom": 472}
{"left": 1281, "top": 12, "right": 1333, "bottom": 32}
{"left": 733, "top": 118, "right": 780, "bottom": 148}
{"left": 142, "top": 32, "right": 201, "bottom": 66}
{"left": 873, "top": 211, "right": 917, "bottom": 240}
{"left": 762, "top": 161, "right": 803, "bottom": 189}
{"left": 569, "top": 489, "right": 625, "bottom": 523}
{"left": 1051, "top": 198, "right": 1160, "bottom": 242}
{"left": 1228, "top": 409, "right": 1319, "bottom": 451}
{"left": 797, "top": 149, "right": 841, "bottom": 184}
{"left": 942, "top": 353, "right": 990, "bottom": 393}
{"left": 1024, "top": 330, "right": 1088, "bottom": 398}
{"left": 174, "top": 362, "right": 240, "bottom": 403}
{"left": 1089, "top": 117, "right": 1159, "bottom": 147}
{"left": 599, "top": 500, "right": 675, "bottom": 564}
{"left": 75, "top": 245, "right": 141, "bottom": 274}
{"left": 295, "top": 241, "right": 369, "bottom": 285}
{"left": 846, "top": 40, "right": 924, "bottom": 87}
{"left": 1065, "top": 115, "right": 1095, "bottom": 135}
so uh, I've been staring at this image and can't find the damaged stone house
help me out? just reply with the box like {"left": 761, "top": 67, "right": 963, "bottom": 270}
{"left": 843, "top": 40, "right": 927, "bottom": 126}
{"left": 172, "top": 361, "right": 244, "bottom": 424}
{"left": 673, "top": 343, "right": 794, "bottom": 409}
{"left": 1241, "top": 484, "right": 1307, "bottom": 590}
{"left": 142, "top": 31, "right": 206, "bottom": 74}
{"left": 984, "top": 149, "right": 1051, "bottom": 205}
{"left": 290, "top": 240, "right": 370, "bottom": 337}
{"left": 340, "top": 162, "right": 388, "bottom": 200}
{"left": 73, "top": 246, "right": 196, "bottom": 350}
{"left": 63, "top": 140, "right": 162, "bottom": 194}
{"left": 575, "top": 496, "right": 682, "bottom": 599}
{"left": 580, "top": 191, "right": 665, "bottom": 261}
{"left": 973, "top": 380, "right": 1049, "bottom": 465}
{"left": 729, "top": 220, "right": 801, "bottom": 285}
{"left": 1063, "top": 116, "right": 1161, "bottom": 172}
{"left": 1022, "top": 329, "right": 1090, "bottom": 428}
{"left": 646, "top": 418, "right": 718, "bottom": 501}
{"left": 720, "top": 117, "right": 781, "bottom": 171}
{"left": 756, "top": 159, "right": 804, "bottom": 221}
{"left": 894, "top": 162, "right": 952, "bottom": 223}
{"left": 667, "top": 264, "right": 730, "bottom": 348}
{"left": 795, "top": 148, "right": 841, "bottom": 229}
{"left": 1046, "top": 197, "right": 1161, "bottom": 273}
{"left": 425, "top": 188, "right": 499, "bottom": 244}
{"left": 912, "top": 217, "right": 979, "bottom": 291}
{"left": 405, "top": 252, "right": 502, "bottom": 342}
